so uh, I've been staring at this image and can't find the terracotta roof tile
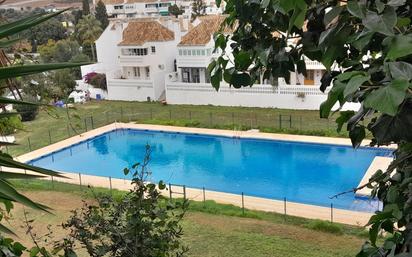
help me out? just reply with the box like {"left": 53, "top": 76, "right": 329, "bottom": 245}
{"left": 101, "top": 0, "right": 124, "bottom": 4}
{"left": 118, "top": 21, "right": 175, "bottom": 46}
{"left": 178, "top": 15, "right": 229, "bottom": 46}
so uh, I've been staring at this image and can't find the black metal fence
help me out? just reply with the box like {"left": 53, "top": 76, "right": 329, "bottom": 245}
{"left": 7, "top": 106, "right": 346, "bottom": 157}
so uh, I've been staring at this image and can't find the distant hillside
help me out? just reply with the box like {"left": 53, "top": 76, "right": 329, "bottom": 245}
{"left": 1, "top": 0, "right": 83, "bottom": 10}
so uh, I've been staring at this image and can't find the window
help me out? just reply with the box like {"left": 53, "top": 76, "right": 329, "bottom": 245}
{"left": 127, "top": 48, "right": 148, "bottom": 56}
{"left": 151, "top": 46, "right": 156, "bottom": 53}
{"left": 114, "top": 5, "right": 123, "bottom": 9}
{"left": 126, "top": 13, "right": 134, "bottom": 17}
{"left": 145, "top": 67, "right": 150, "bottom": 78}
{"left": 183, "top": 49, "right": 187, "bottom": 55}
{"left": 133, "top": 67, "right": 140, "bottom": 77}
{"left": 201, "top": 49, "right": 205, "bottom": 55}
{"left": 179, "top": 49, "right": 182, "bottom": 56}
{"left": 197, "top": 49, "right": 201, "bottom": 56}
{"left": 188, "top": 50, "right": 191, "bottom": 56}
{"left": 206, "top": 49, "right": 211, "bottom": 56}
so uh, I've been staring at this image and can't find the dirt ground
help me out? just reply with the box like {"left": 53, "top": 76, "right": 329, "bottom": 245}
{"left": 1, "top": 0, "right": 81, "bottom": 9}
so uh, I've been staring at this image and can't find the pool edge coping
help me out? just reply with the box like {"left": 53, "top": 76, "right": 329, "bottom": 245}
{"left": 15, "top": 122, "right": 393, "bottom": 226}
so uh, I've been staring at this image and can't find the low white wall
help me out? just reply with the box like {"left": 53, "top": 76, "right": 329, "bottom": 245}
{"left": 107, "top": 79, "right": 155, "bottom": 101}
{"left": 75, "top": 80, "right": 108, "bottom": 100}
{"left": 165, "top": 82, "right": 360, "bottom": 111}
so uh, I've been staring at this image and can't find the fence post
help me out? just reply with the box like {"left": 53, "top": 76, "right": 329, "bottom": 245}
{"left": 109, "top": 176, "right": 112, "bottom": 194}
{"left": 169, "top": 183, "right": 172, "bottom": 199}
{"left": 48, "top": 130, "right": 52, "bottom": 144}
{"left": 254, "top": 113, "right": 258, "bottom": 127}
{"left": 67, "top": 124, "right": 71, "bottom": 137}
{"left": 284, "top": 197, "right": 287, "bottom": 221}
{"left": 78, "top": 173, "right": 82, "bottom": 190}
{"left": 84, "top": 118, "right": 88, "bottom": 132}
{"left": 51, "top": 176, "right": 54, "bottom": 189}
{"left": 289, "top": 115, "right": 292, "bottom": 128}
{"left": 27, "top": 137, "right": 32, "bottom": 151}
{"left": 330, "top": 203, "right": 334, "bottom": 223}
{"left": 91, "top": 116, "right": 94, "bottom": 129}
{"left": 202, "top": 187, "right": 205, "bottom": 204}
{"left": 183, "top": 185, "right": 186, "bottom": 201}
{"left": 279, "top": 114, "right": 282, "bottom": 129}
{"left": 241, "top": 192, "right": 245, "bottom": 215}
{"left": 232, "top": 112, "right": 235, "bottom": 126}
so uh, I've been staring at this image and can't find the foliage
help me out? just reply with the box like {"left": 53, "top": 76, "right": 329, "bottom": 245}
{"left": 14, "top": 95, "right": 39, "bottom": 122}
{"left": 0, "top": 115, "right": 23, "bottom": 135}
{"left": 169, "top": 4, "right": 184, "bottom": 18}
{"left": 26, "top": 17, "right": 67, "bottom": 52}
{"left": 70, "top": 53, "right": 90, "bottom": 79}
{"left": 82, "top": 0, "right": 91, "bottom": 16}
{"left": 38, "top": 39, "right": 81, "bottom": 63}
{"left": 49, "top": 69, "right": 77, "bottom": 99}
{"left": 0, "top": 8, "right": 89, "bottom": 236}
{"left": 211, "top": 0, "right": 412, "bottom": 256}
{"left": 84, "top": 72, "right": 107, "bottom": 90}
{"left": 191, "top": 0, "right": 206, "bottom": 20}
{"left": 63, "top": 145, "right": 188, "bottom": 257}
{"left": 76, "top": 15, "right": 103, "bottom": 61}
{"left": 95, "top": 0, "right": 109, "bottom": 29}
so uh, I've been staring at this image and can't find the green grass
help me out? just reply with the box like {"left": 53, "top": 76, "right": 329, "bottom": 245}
{"left": 12, "top": 179, "right": 368, "bottom": 238}
{"left": 8, "top": 100, "right": 352, "bottom": 156}
{"left": 11, "top": 179, "right": 369, "bottom": 257}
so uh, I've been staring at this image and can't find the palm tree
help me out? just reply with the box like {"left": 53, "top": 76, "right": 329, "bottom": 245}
{"left": 76, "top": 15, "right": 103, "bottom": 61}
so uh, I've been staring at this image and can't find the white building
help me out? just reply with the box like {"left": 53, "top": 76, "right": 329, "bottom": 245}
{"left": 97, "top": 0, "right": 223, "bottom": 19}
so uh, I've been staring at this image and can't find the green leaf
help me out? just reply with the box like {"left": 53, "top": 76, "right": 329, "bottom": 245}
{"left": 0, "top": 96, "right": 38, "bottom": 106}
{"left": 347, "top": 0, "right": 366, "bottom": 18}
{"left": 0, "top": 9, "right": 68, "bottom": 40}
{"left": 261, "top": 0, "right": 270, "bottom": 8}
{"left": 230, "top": 73, "right": 251, "bottom": 88}
{"left": 386, "top": 35, "right": 412, "bottom": 61}
{"left": 0, "top": 179, "right": 50, "bottom": 212}
{"left": 387, "top": 0, "right": 406, "bottom": 7}
{"left": 352, "top": 30, "right": 374, "bottom": 51}
{"left": 234, "top": 51, "right": 252, "bottom": 70}
{"left": 211, "top": 67, "right": 222, "bottom": 91}
{"left": 344, "top": 74, "right": 370, "bottom": 98}
{"left": 349, "top": 125, "right": 365, "bottom": 148}
{"left": 337, "top": 71, "right": 367, "bottom": 82}
{"left": 320, "top": 80, "right": 346, "bottom": 118}
{"left": 324, "top": 6, "right": 344, "bottom": 26}
{"left": 0, "top": 223, "right": 16, "bottom": 236}
{"left": 362, "top": 7, "right": 396, "bottom": 36}
{"left": 0, "top": 38, "right": 22, "bottom": 48}
{"left": 386, "top": 62, "right": 412, "bottom": 80}
{"left": 0, "top": 62, "right": 91, "bottom": 80}
{"left": 0, "top": 172, "right": 45, "bottom": 180}
{"left": 289, "top": 3, "right": 307, "bottom": 30}
{"left": 0, "top": 154, "right": 62, "bottom": 177}
{"left": 369, "top": 222, "right": 381, "bottom": 246}
{"left": 336, "top": 111, "right": 355, "bottom": 133}
{"left": 396, "top": 17, "right": 411, "bottom": 27}
{"left": 364, "top": 79, "right": 410, "bottom": 116}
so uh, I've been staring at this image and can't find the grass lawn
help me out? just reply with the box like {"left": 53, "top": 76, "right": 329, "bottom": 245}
{"left": 8, "top": 100, "right": 351, "bottom": 156}
{"left": 9, "top": 180, "right": 367, "bottom": 257}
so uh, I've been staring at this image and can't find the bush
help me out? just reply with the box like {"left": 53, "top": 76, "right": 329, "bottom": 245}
{"left": 84, "top": 72, "right": 107, "bottom": 91}
{"left": 0, "top": 115, "right": 23, "bottom": 135}
{"left": 63, "top": 145, "right": 188, "bottom": 257}
{"left": 305, "top": 220, "right": 344, "bottom": 235}
{"left": 14, "top": 96, "right": 39, "bottom": 122}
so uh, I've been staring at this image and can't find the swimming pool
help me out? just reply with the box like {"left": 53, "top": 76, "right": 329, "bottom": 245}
{"left": 28, "top": 129, "right": 392, "bottom": 211}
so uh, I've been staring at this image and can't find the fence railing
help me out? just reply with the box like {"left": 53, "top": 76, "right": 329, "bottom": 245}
{"left": 6, "top": 106, "right": 347, "bottom": 157}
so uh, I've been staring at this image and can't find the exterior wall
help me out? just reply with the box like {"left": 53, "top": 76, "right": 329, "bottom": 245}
{"left": 95, "top": 22, "right": 123, "bottom": 77}
{"left": 75, "top": 80, "right": 108, "bottom": 100}
{"left": 165, "top": 81, "right": 360, "bottom": 111}
{"left": 107, "top": 78, "right": 155, "bottom": 101}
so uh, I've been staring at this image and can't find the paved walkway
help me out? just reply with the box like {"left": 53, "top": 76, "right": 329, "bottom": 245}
{"left": 16, "top": 122, "right": 394, "bottom": 226}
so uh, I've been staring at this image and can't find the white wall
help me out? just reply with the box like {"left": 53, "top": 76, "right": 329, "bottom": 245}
{"left": 165, "top": 82, "right": 360, "bottom": 111}
{"left": 75, "top": 80, "right": 108, "bottom": 99}
{"left": 107, "top": 79, "right": 155, "bottom": 101}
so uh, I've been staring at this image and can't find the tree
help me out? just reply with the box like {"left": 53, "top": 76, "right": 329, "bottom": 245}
{"left": 38, "top": 39, "right": 81, "bottom": 63}
{"left": 169, "top": 4, "right": 184, "bottom": 18}
{"left": 50, "top": 69, "right": 77, "bottom": 99}
{"left": 26, "top": 18, "right": 67, "bottom": 52}
{"left": 210, "top": 1, "right": 412, "bottom": 256}
{"left": 82, "top": 0, "right": 91, "bottom": 16}
{"left": 191, "top": 0, "right": 206, "bottom": 20}
{"left": 70, "top": 53, "right": 90, "bottom": 79}
{"left": 95, "top": 0, "right": 109, "bottom": 29}
{"left": 76, "top": 15, "right": 103, "bottom": 61}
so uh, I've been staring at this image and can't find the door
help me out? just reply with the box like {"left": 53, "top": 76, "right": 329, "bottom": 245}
{"left": 304, "top": 70, "right": 315, "bottom": 85}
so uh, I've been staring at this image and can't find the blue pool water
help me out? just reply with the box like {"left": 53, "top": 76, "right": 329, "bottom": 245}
{"left": 29, "top": 129, "right": 392, "bottom": 211}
